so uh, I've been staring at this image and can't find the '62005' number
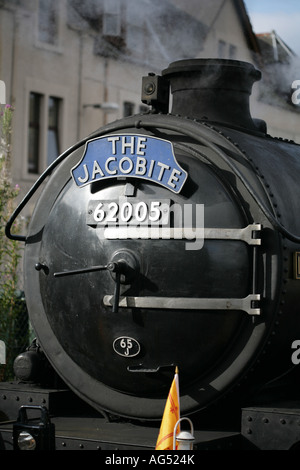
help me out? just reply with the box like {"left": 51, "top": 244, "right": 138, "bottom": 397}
{"left": 87, "top": 199, "right": 170, "bottom": 226}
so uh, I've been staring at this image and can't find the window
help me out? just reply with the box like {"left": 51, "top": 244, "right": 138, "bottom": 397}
{"left": 0, "top": 80, "right": 5, "bottom": 105}
{"left": 139, "top": 104, "right": 149, "bottom": 114}
{"left": 47, "top": 97, "right": 61, "bottom": 166}
{"left": 218, "top": 40, "right": 226, "bottom": 58}
{"left": 218, "top": 41, "right": 237, "bottom": 59}
{"left": 229, "top": 44, "right": 237, "bottom": 59}
{"left": 38, "top": 0, "right": 58, "bottom": 45}
{"left": 27, "top": 93, "right": 62, "bottom": 174}
{"left": 103, "top": 0, "right": 121, "bottom": 37}
{"left": 28, "top": 92, "right": 42, "bottom": 174}
{"left": 123, "top": 101, "right": 135, "bottom": 117}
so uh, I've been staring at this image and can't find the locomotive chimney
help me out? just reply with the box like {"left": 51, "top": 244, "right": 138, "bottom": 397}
{"left": 162, "top": 59, "right": 262, "bottom": 131}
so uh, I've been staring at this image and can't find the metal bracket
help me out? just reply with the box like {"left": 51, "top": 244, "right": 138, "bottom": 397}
{"left": 103, "top": 293, "right": 261, "bottom": 315}
{"left": 204, "top": 224, "right": 261, "bottom": 245}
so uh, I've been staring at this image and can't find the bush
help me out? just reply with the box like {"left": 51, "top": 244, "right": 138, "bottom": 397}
{"left": 0, "top": 104, "right": 26, "bottom": 381}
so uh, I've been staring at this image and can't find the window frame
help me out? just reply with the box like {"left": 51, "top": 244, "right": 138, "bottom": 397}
{"left": 103, "top": 0, "right": 122, "bottom": 37}
{"left": 35, "top": 0, "right": 64, "bottom": 53}
{"left": 24, "top": 78, "right": 67, "bottom": 179}
{"left": 47, "top": 96, "right": 62, "bottom": 167}
{"left": 27, "top": 91, "right": 43, "bottom": 174}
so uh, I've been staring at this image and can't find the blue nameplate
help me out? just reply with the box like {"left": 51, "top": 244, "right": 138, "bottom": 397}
{"left": 71, "top": 134, "right": 187, "bottom": 193}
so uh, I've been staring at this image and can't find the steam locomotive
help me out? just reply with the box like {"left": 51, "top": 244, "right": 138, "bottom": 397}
{"left": 1, "top": 58, "right": 300, "bottom": 451}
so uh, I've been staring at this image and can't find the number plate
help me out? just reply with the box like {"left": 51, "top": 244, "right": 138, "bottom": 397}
{"left": 87, "top": 198, "right": 170, "bottom": 226}
{"left": 113, "top": 336, "right": 141, "bottom": 357}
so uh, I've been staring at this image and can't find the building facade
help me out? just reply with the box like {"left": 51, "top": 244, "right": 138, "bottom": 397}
{"left": 0, "top": 0, "right": 299, "bottom": 215}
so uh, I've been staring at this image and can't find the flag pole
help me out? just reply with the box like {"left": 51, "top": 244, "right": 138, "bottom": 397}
{"left": 155, "top": 366, "right": 180, "bottom": 450}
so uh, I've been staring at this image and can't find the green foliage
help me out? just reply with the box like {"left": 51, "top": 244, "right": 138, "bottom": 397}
{"left": 0, "top": 104, "right": 26, "bottom": 381}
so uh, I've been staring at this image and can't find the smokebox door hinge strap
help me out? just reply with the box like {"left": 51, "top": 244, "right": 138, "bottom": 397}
{"left": 103, "top": 294, "right": 261, "bottom": 316}
{"left": 103, "top": 223, "right": 262, "bottom": 246}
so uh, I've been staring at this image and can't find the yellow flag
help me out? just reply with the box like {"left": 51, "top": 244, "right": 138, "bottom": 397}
{"left": 155, "top": 367, "right": 180, "bottom": 450}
